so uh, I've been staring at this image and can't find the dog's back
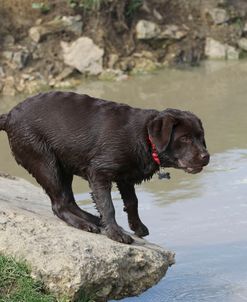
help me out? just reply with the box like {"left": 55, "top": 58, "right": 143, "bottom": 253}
{"left": 4, "top": 91, "right": 155, "bottom": 178}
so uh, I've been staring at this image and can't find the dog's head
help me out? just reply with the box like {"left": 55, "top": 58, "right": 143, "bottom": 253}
{"left": 148, "top": 109, "right": 210, "bottom": 174}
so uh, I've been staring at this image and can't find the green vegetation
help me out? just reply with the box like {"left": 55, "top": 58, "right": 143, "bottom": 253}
{"left": 67, "top": 0, "right": 105, "bottom": 11}
{"left": 0, "top": 255, "right": 95, "bottom": 302}
{"left": 0, "top": 254, "right": 55, "bottom": 302}
{"left": 125, "top": 0, "right": 143, "bottom": 17}
{"left": 233, "top": 16, "right": 245, "bottom": 31}
{"left": 32, "top": 2, "right": 51, "bottom": 14}
{"left": 31, "top": 0, "right": 143, "bottom": 15}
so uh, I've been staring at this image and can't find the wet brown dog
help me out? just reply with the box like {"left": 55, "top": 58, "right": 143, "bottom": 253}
{"left": 0, "top": 91, "right": 209, "bottom": 244}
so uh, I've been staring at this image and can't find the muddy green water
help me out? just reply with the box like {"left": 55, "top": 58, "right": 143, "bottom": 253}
{"left": 1, "top": 61, "right": 247, "bottom": 301}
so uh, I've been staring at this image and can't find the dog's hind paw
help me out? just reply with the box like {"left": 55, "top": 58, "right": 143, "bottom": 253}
{"left": 84, "top": 222, "right": 101, "bottom": 234}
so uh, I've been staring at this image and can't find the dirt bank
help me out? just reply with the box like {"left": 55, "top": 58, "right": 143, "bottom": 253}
{"left": 1, "top": 0, "right": 247, "bottom": 95}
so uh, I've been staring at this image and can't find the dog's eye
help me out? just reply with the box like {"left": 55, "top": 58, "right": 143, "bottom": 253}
{"left": 180, "top": 135, "right": 192, "bottom": 143}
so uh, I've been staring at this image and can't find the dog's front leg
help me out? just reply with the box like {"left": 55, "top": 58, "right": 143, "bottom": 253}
{"left": 117, "top": 181, "right": 149, "bottom": 237}
{"left": 89, "top": 177, "right": 133, "bottom": 244}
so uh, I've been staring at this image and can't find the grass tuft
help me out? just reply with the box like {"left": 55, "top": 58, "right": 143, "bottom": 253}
{"left": 0, "top": 254, "right": 95, "bottom": 302}
{"left": 0, "top": 254, "right": 55, "bottom": 302}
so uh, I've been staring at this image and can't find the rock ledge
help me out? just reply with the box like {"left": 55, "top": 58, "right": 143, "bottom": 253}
{"left": 0, "top": 174, "right": 175, "bottom": 301}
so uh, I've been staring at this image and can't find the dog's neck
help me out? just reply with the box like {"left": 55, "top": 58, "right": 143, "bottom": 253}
{"left": 148, "top": 136, "right": 160, "bottom": 165}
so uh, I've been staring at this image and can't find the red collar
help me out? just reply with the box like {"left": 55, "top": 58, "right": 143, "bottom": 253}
{"left": 148, "top": 136, "right": 161, "bottom": 165}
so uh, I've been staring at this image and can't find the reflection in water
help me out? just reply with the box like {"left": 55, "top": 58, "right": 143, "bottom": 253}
{"left": 1, "top": 61, "right": 247, "bottom": 301}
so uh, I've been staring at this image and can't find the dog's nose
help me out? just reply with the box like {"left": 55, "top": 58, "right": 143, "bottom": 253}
{"left": 200, "top": 152, "right": 210, "bottom": 165}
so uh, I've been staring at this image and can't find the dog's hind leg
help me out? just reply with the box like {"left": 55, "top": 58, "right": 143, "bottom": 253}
{"left": 10, "top": 140, "right": 100, "bottom": 233}
{"left": 117, "top": 181, "right": 149, "bottom": 237}
{"left": 34, "top": 161, "right": 100, "bottom": 233}
{"left": 63, "top": 174, "right": 101, "bottom": 226}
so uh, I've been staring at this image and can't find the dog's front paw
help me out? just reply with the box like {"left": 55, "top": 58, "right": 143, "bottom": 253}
{"left": 129, "top": 220, "right": 149, "bottom": 237}
{"left": 134, "top": 223, "right": 149, "bottom": 237}
{"left": 106, "top": 224, "right": 133, "bottom": 244}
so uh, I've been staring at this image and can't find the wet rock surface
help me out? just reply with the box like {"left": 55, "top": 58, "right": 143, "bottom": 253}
{"left": 0, "top": 174, "right": 175, "bottom": 301}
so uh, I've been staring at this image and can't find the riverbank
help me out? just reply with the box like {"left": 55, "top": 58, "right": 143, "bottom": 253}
{"left": 1, "top": 0, "right": 247, "bottom": 96}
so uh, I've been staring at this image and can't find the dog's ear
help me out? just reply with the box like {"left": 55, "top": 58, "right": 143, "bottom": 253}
{"left": 148, "top": 114, "right": 177, "bottom": 153}
{"left": 197, "top": 118, "right": 207, "bottom": 148}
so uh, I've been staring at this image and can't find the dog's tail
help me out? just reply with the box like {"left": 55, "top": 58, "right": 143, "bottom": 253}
{"left": 0, "top": 114, "right": 8, "bottom": 131}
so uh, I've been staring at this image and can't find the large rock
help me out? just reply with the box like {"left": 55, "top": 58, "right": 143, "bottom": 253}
{"left": 206, "top": 8, "right": 229, "bottom": 24}
{"left": 136, "top": 20, "right": 161, "bottom": 39}
{"left": 61, "top": 37, "right": 104, "bottom": 75}
{"left": 0, "top": 174, "right": 174, "bottom": 301}
{"left": 205, "top": 37, "right": 239, "bottom": 60}
{"left": 238, "top": 38, "right": 247, "bottom": 51}
{"left": 136, "top": 21, "right": 187, "bottom": 41}
{"left": 159, "top": 25, "right": 187, "bottom": 40}
{"left": 205, "top": 37, "right": 226, "bottom": 59}
{"left": 226, "top": 45, "right": 240, "bottom": 60}
{"left": 12, "top": 49, "right": 30, "bottom": 69}
{"left": 243, "top": 22, "right": 247, "bottom": 34}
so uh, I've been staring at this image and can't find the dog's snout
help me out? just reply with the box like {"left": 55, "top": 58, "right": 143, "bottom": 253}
{"left": 200, "top": 152, "right": 210, "bottom": 165}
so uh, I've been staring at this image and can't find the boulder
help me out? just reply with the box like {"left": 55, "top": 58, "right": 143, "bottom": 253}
{"left": 0, "top": 174, "right": 174, "bottom": 301}
{"left": 205, "top": 38, "right": 226, "bottom": 59}
{"left": 61, "top": 37, "right": 104, "bottom": 75}
{"left": 136, "top": 21, "right": 187, "bottom": 41}
{"left": 243, "top": 22, "right": 247, "bottom": 34}
{"left": 238, "top": 38, "right": 247, "bottom": 51}
{"left": 12, "top": 49, "right": 30, "bottom": 69}
{"left": 136, "top": 20, "right": 187, "bottom": 40}
{"left": 159, "top": 25, "right": 187, "bottom": 40}
{"left": 136, "top": 20, "right": 161, "bottom": 39}
{"left": 226, "top": 45, "right": 240, "bottom": 60}
{"left": 206, "top": 8, "right": 229, "bottom": 25}
{"left": 2, "top": 48, "right": 30, "bottom": 70}
{"left": 205, "top": 37, "right": 239, "bottom": 60}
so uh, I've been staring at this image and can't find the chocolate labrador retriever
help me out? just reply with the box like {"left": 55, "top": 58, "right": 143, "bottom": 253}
{"left": 0, "top": 91, "right": 209, "bottom": 244}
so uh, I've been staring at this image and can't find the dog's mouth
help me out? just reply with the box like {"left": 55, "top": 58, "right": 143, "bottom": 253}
{"left": 178, "top": 160, "right": 203, "bottom": 174}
